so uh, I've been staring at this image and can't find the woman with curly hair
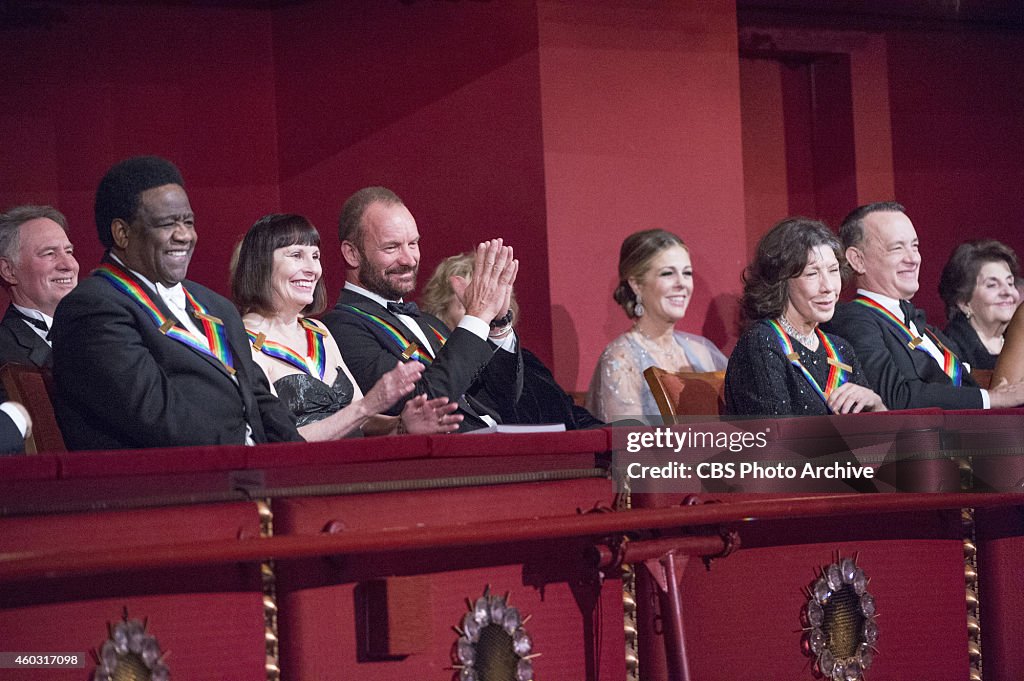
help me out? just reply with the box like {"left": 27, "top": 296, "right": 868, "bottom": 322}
{"left": 725, "top": 217, "right": 885, "bottom": 416}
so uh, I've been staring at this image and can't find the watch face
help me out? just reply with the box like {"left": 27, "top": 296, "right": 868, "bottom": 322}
{"left": 490, "top": 310, "right": 514, "bottom": 328}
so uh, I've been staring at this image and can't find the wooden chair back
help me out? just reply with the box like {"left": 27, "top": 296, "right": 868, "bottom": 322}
{"left": 971, "top": 369, "right": 993, "bottom": 390}
{"left": 643, "top": 366, "right": 726, "bottom": 419}
{"left": 0, "top": 364, "right": 66, "bottom": 453}
{"left": 993, "top": 303, "right": 1024, "bottom": 386}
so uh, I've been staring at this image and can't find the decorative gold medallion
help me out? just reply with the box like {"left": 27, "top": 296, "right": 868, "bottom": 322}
{"left": 453, "top": 587, "right": 538, "bottom": 681}
{"left": 401, "top": 342, "right": 420, "bottom": 360}
{"left": 92, "top": 610, "right": 169, "bottom": 681}
{"left": 803, "top": 555, "right": 877, "bottom": 681}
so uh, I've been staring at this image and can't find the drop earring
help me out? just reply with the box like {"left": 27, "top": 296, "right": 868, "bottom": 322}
{"left": 634, "top": 294, "right": 645, "bottom": 318}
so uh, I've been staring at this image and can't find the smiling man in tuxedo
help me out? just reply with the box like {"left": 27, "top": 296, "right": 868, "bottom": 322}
{"left": 320, "top": 186, "right": 521, "bottom": 432}
{"left": 0, "top": 205, "right": 78, "bottom": 383}
{"left": 51, "top": 156, "right": 301, "bottom": 450}
{"left": 826, "top": 201, "right": 1024, "bottom": 410}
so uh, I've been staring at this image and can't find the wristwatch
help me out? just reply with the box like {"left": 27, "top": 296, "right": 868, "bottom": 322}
{"left": 489, "top": 309, "right": 514, "bottom": 328}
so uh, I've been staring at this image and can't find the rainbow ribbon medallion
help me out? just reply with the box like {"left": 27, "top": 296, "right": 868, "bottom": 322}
{"left": 853, "top": 296, "right": 963, "bottom": 386}
{"left": 767, "top": 319, "right": 852, "bottom": 410}
{"left": 246, "top": 318, "right": 327, "bottom": 380}
{"left": 343, "top": 305, "right": 435, "bottom": 365}
{"left": 95, "top": 263, "right": 235, "bottom": 375}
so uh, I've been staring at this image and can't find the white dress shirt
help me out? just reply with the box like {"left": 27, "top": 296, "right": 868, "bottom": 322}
{"left": 858, "top": 289, "right": 989, "bottom": 408}
{"left": 110, "top": 254, "right": 256, "bottom": 442}
{"left": 12, "top": 304, "right": 53, "bottom": 346}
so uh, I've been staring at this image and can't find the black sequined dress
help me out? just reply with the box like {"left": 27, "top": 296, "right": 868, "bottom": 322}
{"left": 724, "top": 319, "right": 870, "bottom": 416}
{"left": 274, "top": 368, "right": 357, "bottom": 429}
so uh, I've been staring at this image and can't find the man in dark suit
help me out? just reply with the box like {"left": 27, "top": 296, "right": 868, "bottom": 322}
{"left": 826, "top": 201, "right": 1024, "bottom": 410}
{"left": 320, "top": 186, "right": 521, "bottom": 432}
{"left": 0, "top": 205, "right": 79, "bottom": 391}
{"left": 51, "top": 156, "right": 302, "bottom": 450}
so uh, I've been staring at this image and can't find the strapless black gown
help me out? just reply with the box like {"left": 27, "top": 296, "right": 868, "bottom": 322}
{"left": 274, "top": 368, "right": 356, "bottom": 428}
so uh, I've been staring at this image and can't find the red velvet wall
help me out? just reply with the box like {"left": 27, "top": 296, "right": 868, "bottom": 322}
{"left": 0, "top": 3, "right": 281, "bottom": 297}
{"left": 539, "top": 0, "right": 748, "bottom": 390}
{"left": 887, "top": 28, "right": 1024, "bottom": 323}
{"left": 737, "top": 26, "right": 896, "bottom": 302}
{"left": 740, "top": 58, "right": 789, "bottom": 259}
{"left": 271, "top": 1, "right": 553, "bottom": 359}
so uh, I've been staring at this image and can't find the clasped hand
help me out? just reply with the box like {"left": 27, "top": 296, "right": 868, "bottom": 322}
{"left": 450, "top": 238, "right": 519, "bottom": 325}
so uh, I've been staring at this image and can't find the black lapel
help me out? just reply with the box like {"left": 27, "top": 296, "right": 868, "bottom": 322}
{"left": 96, "top": 261, "right": 235, "bottom": 380}
{"left": 413, "top": 316, "right": 447, "bottom": 355}
{"left": 2, "top": 306, "right": 51, "bottom": 368}
{"left": 879, "top": 310, "right": 948, "bottom": 382}
{"left": 338, "top": 289, "right": 426, "bottom": 356}
{"left": 337, "top": 288, "right": 496, "bottom": 428}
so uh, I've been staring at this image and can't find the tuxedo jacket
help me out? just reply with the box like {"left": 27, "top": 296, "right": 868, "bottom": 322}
{"left": 51, "top": 260, "right": 302, "bottom": 450}
{"left": 825, "top": 299, "right": 981, "bottom": 410}
{"left": 320, "top": 288, "right": 523, "bottom": 432}
{"left": 0, "top": 304, "right": 53, "bottom": 402}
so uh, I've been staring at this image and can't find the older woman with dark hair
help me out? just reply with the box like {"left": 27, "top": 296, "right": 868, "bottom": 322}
{"left": 938, "top": 239, "right": 1020, "bottom": 370}
{"left": 725, "top": 217, "right": 885, "bottom": 416}
{"left": 587, "top": 229, "right": 727, "bottom": 423}
{"left": 231, "top": 214, "right": 461, "bottom": 440}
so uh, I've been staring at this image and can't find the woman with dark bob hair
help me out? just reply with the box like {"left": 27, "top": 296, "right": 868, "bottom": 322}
{"left": 725, "top": 217, "right": 885, "bottom": 416}
{"left": 231, "top": 214, "right": 461, "bottom": 439}
{"left": 938, "top": 239, "right": 1020, "bottom": 370}
{"left": 587, "top": 229, "right": 727, "bottom": 423}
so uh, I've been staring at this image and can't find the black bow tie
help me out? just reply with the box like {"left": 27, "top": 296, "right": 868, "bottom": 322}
{"left": 387, "top": 301, "right": 420, "bottom": 317}
{"left": 899, "top": 300, "right": 926, "bottom": 328}
{"left": 13, "top": 310, "right": 49, "bottom": 334}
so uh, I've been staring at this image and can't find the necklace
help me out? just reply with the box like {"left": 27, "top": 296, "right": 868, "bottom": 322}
{"left": 632, "top": 324, "right": 690, "bottom": 368}
{"left": 778, "top": 315, "right": 818, "bottom": 349}
{"left": 970, "top": 318, "right": 1006, "bottom": 352}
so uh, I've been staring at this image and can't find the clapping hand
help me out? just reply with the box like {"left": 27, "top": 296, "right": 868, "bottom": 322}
{"left": 450, "top": 238, "right": 519, "bottom": 324}
{"left": 401, "top": 394, "right": 463, "bottom": 434}
{"left": 987, "top": 377, "right": 1024, "bottom": 408}
{"left": 363, "top": 361, "right": 425, "bottom": 414}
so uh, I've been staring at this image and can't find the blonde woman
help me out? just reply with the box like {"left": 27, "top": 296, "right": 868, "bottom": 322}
{"left": 422, "top": 253, "right": 602, "bottom": 429}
